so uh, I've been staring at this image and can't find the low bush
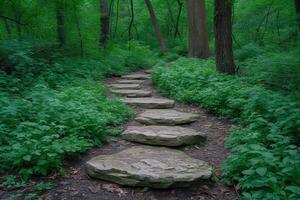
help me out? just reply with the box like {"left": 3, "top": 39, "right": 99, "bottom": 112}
{"left": 152, "top": 57, "right": 300, "bottom": 199}
{"left": 0, "top": 39, "right": 158, "bottom": 179}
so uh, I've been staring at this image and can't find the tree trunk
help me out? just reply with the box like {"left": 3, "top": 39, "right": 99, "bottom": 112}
{"left": 187, "top": 0, "right": 209, "bottom": 58}
{"left": 174, "top": 0, "right": 183, "bottom": 38}
{"left": 14, "top": 13, "right": 22, "bottom": 40}
{"left": 128, "top": 0, "right": 134, "bottom": 40}
{"left": 295, "top": 0, "right": 300, "bottom": 27}
{"left": 145, "top": 0, "right": 168, "bottom": 53}
{"left": 166, "top": 0, "right": 176, "bottom": 35}
{"left": 113, "top": 0, "right": 120, "bottom": 38}
{"left": 3, "top": 19, "right": 12, "bottom": 38}
{"left": 100, "top": 0, "right": 109, "bottom": 45}
{"left": 74, "top": 10, "right": 84, "bottom": 57}
{"left": 214, "top": 0, "right": 235, "bottom": 74}
{"left": 56, "top": 1, "right": 65, "bottom": 48}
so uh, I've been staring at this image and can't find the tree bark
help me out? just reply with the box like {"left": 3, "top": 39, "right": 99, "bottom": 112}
{"left": 174, "top": 0, "right": 183, "bottom": 38}
{"left": 187, "top": 0, "right": 209, "bottom": 58}
{"left": 128, "top": 0, "right": 134, "bottom": 40}
{"left": 100, "top": 0, "right": 109, "bottom": 45}
{"left": 295, "top": 0, "right": 300, "bottom": 27}
{"left": 55, "top": 1, "right": 65, "bottom": 48}
{"left": 74, "top": 9, "right": 84, "bottom": 57}
{"left": 14, "top": 13, "right": 22, "bottom": 40}
{"left": 145, "top": 0, "right": 168, "bottom": 53}
{"left": 3, "top": 18, "right": 12, "bottom": 37}
{"left": 214, "top": 0, "right": 235, "bottom": 74}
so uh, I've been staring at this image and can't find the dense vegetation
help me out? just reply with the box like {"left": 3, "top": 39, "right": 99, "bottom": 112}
{"left": 0, "top": 39, "right": 158, "bottom": 179}
{"left": 152, "top": 58, "right": 300, "bottom": 199}
{"left": 0, "top": 0, "right": 299, "bottom": 199}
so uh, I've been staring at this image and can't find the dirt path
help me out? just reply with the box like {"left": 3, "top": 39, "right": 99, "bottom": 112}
{"left": 2, "top": 70, "right": 239, "bottom": 200}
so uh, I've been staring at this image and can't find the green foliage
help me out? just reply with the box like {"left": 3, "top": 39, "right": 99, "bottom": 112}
{"left": 0, "top": 38, "right": 162, "bottom": 178}
{"left": 152, "top": 58, "right": 300, "bottom": 199}
{"left": 35, "top": 182, "right": 52, "bottom": 192}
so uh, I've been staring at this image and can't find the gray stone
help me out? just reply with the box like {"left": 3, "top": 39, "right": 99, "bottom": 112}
{"left": 122, "top": 126, "right": 206, "bottom": 146}
{"left": 116, "top": 80, "right": 144, "bottom": 84}
{"left": 122, "top": 74, "right": 150, "bottom": 80}
{"left": 121, "top": 97, "right": 174, "bottom": 108}
{"left": 145, "top": 69, "right": 152, "bottom": 74}
{"left": 86, "top": 146, "right": 212, "bottom": 188}
{"left": 110, "top": 84, "right": 141, "bottom": 90}
{"left": 111, "top": 89, "right": 152, "bottom": 97}
{"left": 135, "top": 109, "right": 200, "bottom": 125}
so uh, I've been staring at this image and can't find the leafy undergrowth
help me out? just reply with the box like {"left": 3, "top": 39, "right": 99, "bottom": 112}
{"left": 0, "top": 39, "right": 157, "bottom": 180}
{"left": 152, "top": 58, "right": 300, "bottom": 200}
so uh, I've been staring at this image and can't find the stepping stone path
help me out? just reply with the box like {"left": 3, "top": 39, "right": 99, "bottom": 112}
{"left": 121, "top": 97, "right": 175, "bottom": 108}
{"left": 109, "top": 83, "right": 141, "bottom": 90}
{"left": 86, "top": 69, "right": 213, "bottom": 189}
{"left": 135, "top": 109, "right": 200, "bottom": 125}
{"left": 123, "top": 126, "right": 206, "bottom": 146}
{"left": 86, "top": 146, "right": 213, "bottom": 189}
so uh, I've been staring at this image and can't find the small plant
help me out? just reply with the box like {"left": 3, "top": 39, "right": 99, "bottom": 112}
{"left": 35, "top": 182, "right": 52, "bottom": 192}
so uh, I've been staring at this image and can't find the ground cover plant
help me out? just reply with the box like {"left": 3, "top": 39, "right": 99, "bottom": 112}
{"left": 0, "top": 39, "right": 158, "bottom": 180}
{"left": 152, "top": 58, "right": 300, "bottom": 199}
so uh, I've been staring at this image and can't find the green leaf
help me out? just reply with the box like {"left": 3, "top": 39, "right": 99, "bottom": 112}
{"left": 23, "top": 155, "right": 31, "bottom": 161}
{"left": 256, "top": 167, "right": 267, "bottom": 176}
{"left": 242, "top": 169, "right": 255, "bottom": 175}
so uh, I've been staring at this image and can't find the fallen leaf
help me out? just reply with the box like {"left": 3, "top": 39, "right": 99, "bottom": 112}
{"left": 102, "top": 184, "right": 128, "bottom": 197}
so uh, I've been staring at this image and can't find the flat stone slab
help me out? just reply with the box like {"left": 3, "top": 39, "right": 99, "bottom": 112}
{"left": 111, "top": 89, "right": 152, "bottom": 97}
{"left": 116, "top": 80, "right": 144, "bottom": 84}
{"left": 145, "top": 69, "right": 152, "bottom": 74}
{"left": 135, "top": 109, "right": 200, "bottom": 125}
{"left": 123, "top": 126, "right": 206, "bottom": 146}
{"left": 121, "top": 97, "right": 174, "bottom": 108}
{"left": 86, "top": 146, "right": 213, "bottom": 188}
{"left": 110, "top": 84, "right": 141, "bottom": 90}
{"left": 122, "top": 74, "right": 150, "bottom": 80}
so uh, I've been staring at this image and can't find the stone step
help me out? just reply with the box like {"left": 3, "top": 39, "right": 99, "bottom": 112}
{"left": 86, "top": 146, "right": 212, "bottom": 189}
{"left": 109, "top": 84, "right": 141, "bottom": 90}
{"left": 122, "top": 73, "right": 150, "bottom": 80}
{"left": 111, "top": 89, "right": 152, "bottom": 97}
{"left": 145, "top": 69, "right": 152, "bottom": 74}
{"left": 121, "top": 97, "right": 175, "bottom": 109}
{"left": 116, "top": 79, "right": 144, "bottom": 84}
{"left": 122, "top": 126, "right": 206, "bottom": 146}
{"left": 135, "top": 109, "right": 200, "bottom": 125}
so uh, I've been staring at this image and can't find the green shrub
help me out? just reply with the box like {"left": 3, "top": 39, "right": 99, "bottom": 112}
{"left": 152, "top": 57, "right": 300, "bottom": 199}
{"left": 0, "top": 39, "right": 161, "bottom": 179}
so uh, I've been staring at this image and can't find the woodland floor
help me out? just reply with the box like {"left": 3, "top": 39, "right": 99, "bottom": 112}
{"left": 1, "top": 70, "right": 239, "bottom": 200}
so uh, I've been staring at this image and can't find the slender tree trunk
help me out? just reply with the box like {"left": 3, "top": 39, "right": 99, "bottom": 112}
{"left": 3, "top": 19, "right": 12, "bottom": 38}
{"left": 187, "top": 0, "right": 209, "bottom": 58}
{"left": 295, "top": 0, "right": 300, "bottom": 27}
{"left": 128, "top": 0, "right": 134, "bottom": 40}
{"left": 145, "top": 0, "right": 168, "bottom": 53}
{"left": 56, "top": 1, "right": 65, "bottom": 48}
{"left": 174, "top": 0, "right": 183, "bottom": 38}
{"left": 108, "top": 0, "right": 114, "bottom": 37}
{"left": 100, "top": 0, "right": 109, "bottom": 45}
{"left": 214, "top": 0, "right": 235, "bottom": 74}
{"left": 113, "top": 0, "right": 120, "bottom": 38}
{"left": 166, "top": 0, "right": 176, "bottom": 34}
{"left": 14, "top": 13, "right": 22, "bottom": 40}
{"left": 74, "top": 10, "right": 84, "bottom": 57}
